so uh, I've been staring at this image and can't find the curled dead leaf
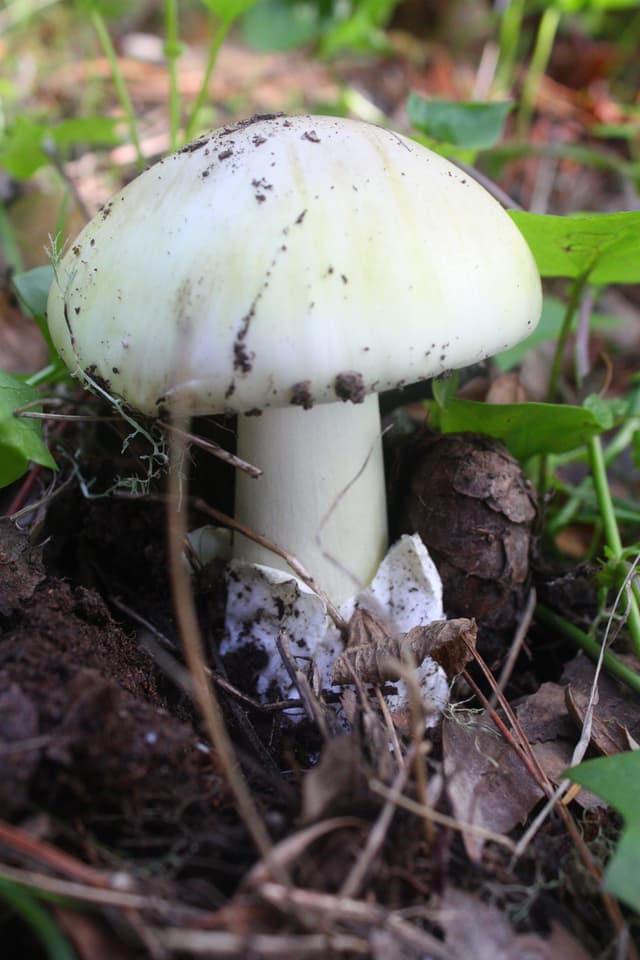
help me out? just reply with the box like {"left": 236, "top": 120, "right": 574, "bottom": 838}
{"left": 332, "top": 613, "right": 476, "bottom": 685}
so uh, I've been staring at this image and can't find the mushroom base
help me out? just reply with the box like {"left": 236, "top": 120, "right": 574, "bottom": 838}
{"left": 234, "top": 395, "right": 388, "bottom": 605}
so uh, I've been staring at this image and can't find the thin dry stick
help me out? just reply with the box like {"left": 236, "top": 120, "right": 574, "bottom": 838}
{"left": 259, "top": 882, "right": 452, "bottom": 960}
{"left": 462, "top": 643, "right": 556, "bottom": 790}
{"left": 374, "top": 687, "right": 404, "bottom": 770}
{"left": 162, "top": 420, "right": 262, "bottom": 477}
{"left": 339, "top": 751, "right": 412, "bottom": 899}
{"left": 148, "top": 928, "right": 368, "bottom": 957}
{"left": 489, "top": 587, "right": 536, "bottom": 710}
{"left": 245, "top": 817, "right": 365, "bottom": 890}
{"left": 515, "top": 562, "right": 640, "bottom": 857}
{"left": 0, "top": 863, "right": 197, "bottom": 917}
{"left": 276, "top": 629, "right": 331, "bottom": 734}
{"left": 116, "top": 490, "right": 347, "bottom": 633}
{"left": 9, "top": 472, "right": 74, "bottom": 522}
{"left": 0, "top": 820, "right": 111, "bottom": 889}
{"left": 463, "top": 644, "right": 636, "bottom": 957}
{"left": 15, "top": 398, "right": 122, "bottom": 423}
{"left": 368, "top": 779, "right": 517, "bottom": 851}
{"left": 191, "top": 497, "right": 347, "bottom": 633}
{"left": 111, "top": 596, "right": 299, "bottom": 714}
{"left": 165, "top": 420, "right": 276, "bottom": 866}
{"left": 383, "top": 656, "right": 436, "bottom": 848}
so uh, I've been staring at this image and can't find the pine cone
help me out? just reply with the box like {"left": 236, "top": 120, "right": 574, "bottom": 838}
{"left": 396, "top": 432, "right": 537, "bottom": 659}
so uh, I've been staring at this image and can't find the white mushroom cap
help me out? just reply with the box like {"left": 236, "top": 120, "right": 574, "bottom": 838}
{"left": 47, "top": 114, "right": 541, "bottom": 415}
{"left": 46, "top": 114, "right": 542, "bottom": 604}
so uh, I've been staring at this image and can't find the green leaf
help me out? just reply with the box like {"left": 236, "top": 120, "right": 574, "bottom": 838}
{"left": 202, "top": 0, "right": 259, "bottom": 20}
{"left": 0, "top": 117, "right": 50, "bottom": 178}
{"left": 320, "top": 0, "right": 395, "bottom": 56}
{"left": 49, "top": 116, "right": 120, "bottom": 149}
{"left": 12, "top": 265, "right": 63, "bottom": 362}
{"left": 490, "top": 140, "right": 639, "bottom": 181}
{"left": 431, "top": 372, "right": 460, "bottom": 408}
{"left": 0, "top": 371, "right": 57, "bottom": 488}
{"left": 495, "top": 295, "right": 623, "bottom": 371}
{"left": 0, "top": 878, "right": 77, "bottom": 960}
{"left": 582, "top": 393, "right": 627, "bottom": 431}
{"left": 509, "top": 210, "right": 640, "bottom": 284}
{"left": 407, "top": 93, "right": 513, "bottom": 150}
{"left": 12, "top": 265, "right": 54, "bottom": 320}
{"left": 425, "top": 397, "right": 612, "bottom": 462}
{"left": 590, "top": 0, "right": 640, "bottom": 7}
{"left": 591, "top": 122, "right": 640, "bottom": 141}
{"left": 242, "top": 0, "right": 320, "bottom": 49}
{"left": 0, "top": 116, "right": 120, "bottom": 180}
{"left": 566, "top": 751, "right": 640, "bottom": 913}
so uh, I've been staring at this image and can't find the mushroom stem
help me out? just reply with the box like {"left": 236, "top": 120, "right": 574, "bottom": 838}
{"left": 234, "top": 394, "right": 388, "bottom": 605}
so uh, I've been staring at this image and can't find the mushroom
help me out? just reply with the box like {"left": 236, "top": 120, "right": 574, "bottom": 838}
{"left": 47, "top": 114, "right": 541, "bottom": 604}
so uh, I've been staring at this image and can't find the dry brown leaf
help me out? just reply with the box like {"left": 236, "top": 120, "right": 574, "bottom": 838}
{"left": 0, "top": 287, "right": 47, "bottom": 374}
{"left": 485, "top": 372, "right": 528, "bottom": 404}
{"left": 515, "top": 679, "right": 605, "bottom": 808}
{"left": 563, "top": 654, "right": 640, "bottom": 756}
{"left": 435, "top": 888, "right": 591, "bottom": 960}
{"left": 442, "top": 713, "right": 543, "bottom": 861}
{"left": 515, "top": 680, "right": 576, "bottom": 743}
{"left": 529, "top": 739, "right": 605, "bottom": 809}
{"left": 332, "top": 614, "right": 476, "bottom": 686}
{"left": 301, "top": 734, "right": 372, "bottom": 823}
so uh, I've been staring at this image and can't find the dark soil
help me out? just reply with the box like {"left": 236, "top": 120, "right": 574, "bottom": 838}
{"left": 0, "top": 507, "right": 262, "bottom": 914}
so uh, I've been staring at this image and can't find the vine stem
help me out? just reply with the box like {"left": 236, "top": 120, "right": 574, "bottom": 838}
{"left": 587, "top": 435, "right": 640, "bottom": 658}
{"left": 89, "top": 9, "right": 144, "bottom": 171}
{"left": 536, "top": 605, "right": 640, "bottom": 694}
{"left": 545, "top": 275, "right": 589, "bottom": 405}
{"left": 537, "top": 276, "right": 588, "bottom": 499}
{"left": 495, "top": 0, "right": 526, "bottom": 93}
{"left": 184, "top": 14, "right": 233, "bottom": 143}
{"left": 517, "top": 5, "right": 561, "bottom": 137}
{"left": 164, "top": 0, "right": 182, "bottom": 151}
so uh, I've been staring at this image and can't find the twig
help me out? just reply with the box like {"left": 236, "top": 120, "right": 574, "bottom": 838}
{"left": 8, "top": 472, "right": 74, "bottom": 522}
{"left": 0, "top": 820, "right": 111, "bottom": 889}
{"left": 145, "top": 928, "right": 369, "bottom": 957}
{"left": 110, "top": 596, "right": 309, "bottom": 714}
{"left": 0, "top": 863, "right": 198, "bottom": 917}
{"left": 368, "top": 779, "right": 517, "bottom": 851}
{"left": 258, "top": 882, "right": 452, "bottom": 960}
{"left": 116, "top": 491, "right": 348, "bottom": 633}
{"left": 462, "top": 644, "right": 637, "bottom": 957}
{"left": 276, "top": 629, "right": 335, "bottom": 737}
{"left": 164, "top": 416, "right": 278, "bottom": 867}
{"left": 374, "top": 687, "right": 404, "bottom": 770}
{"left": 161, "top": 420, "right": 262, "bottom": 478}
{"left": 191, "top": 498, "right": 347, "bottom": 634}
{"left": 338, "top": 753, "right": 411, "bottom": 899}
{"left": 489, "top": 587, "right": 536, "bottom": 709}
{"left": 245, "top": 818, "right": 365, "bottom": 891}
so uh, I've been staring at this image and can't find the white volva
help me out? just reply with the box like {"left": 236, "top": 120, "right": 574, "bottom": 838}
{"left": 47, "top": 114, "right": 542, "bottom": 603}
